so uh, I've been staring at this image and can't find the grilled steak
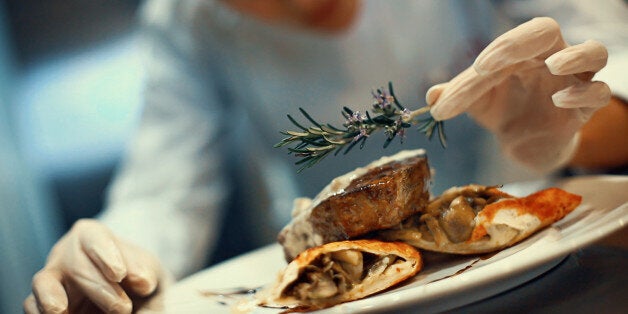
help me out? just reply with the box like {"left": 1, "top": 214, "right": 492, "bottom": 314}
{"left": 278, "top": 150, "right": 431, "bottom": 261}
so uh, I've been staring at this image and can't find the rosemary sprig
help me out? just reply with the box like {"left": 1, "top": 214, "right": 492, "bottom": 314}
{"left": 275, "top": 82, "right": 446, "bottom": 172}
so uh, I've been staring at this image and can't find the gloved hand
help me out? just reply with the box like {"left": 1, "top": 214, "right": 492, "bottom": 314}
{"left": 24, "top": 219, "right": 168, "bottom": 314}
{"left": 427, "top": 17, "right": 611, "bottom": 173}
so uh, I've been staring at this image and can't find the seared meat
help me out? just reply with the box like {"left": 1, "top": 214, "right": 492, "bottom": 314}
{"left": 278, "top": 150, "right": 430, "bottom": 261}
{"left": 307, "top": 156, "right": 430, "bottom": 240}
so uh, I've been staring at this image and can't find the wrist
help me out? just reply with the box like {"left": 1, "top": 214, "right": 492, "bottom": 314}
{"left": 569, "top": 96, "right": 628, "bottom": 169}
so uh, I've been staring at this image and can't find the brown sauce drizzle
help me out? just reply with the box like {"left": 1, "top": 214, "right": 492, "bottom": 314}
{"left": 199, "top": 286, "right": 261, "bottom": 306}
{"left": 428, "top": 251, "right": 498, "bottom": 284}
{"left": 428, "top": 259, "right": 480, "bottom": 284}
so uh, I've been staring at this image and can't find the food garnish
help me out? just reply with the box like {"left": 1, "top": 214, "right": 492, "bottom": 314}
{"left": 275, "top": 82, "right": 445, "bottom": 172}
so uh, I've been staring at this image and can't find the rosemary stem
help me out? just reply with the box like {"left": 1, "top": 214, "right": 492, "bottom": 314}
{"left": 405, "top": 106, "right": 432, "bottom": 122}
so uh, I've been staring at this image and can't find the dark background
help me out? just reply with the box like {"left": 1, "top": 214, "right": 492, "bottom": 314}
{"left": 5, "top": 0, "right": 140, "bottom": 66}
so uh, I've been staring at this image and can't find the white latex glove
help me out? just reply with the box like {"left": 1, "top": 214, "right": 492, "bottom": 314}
{"left": 427, "top": 17, "right": 611, "bottom": 173}
{"left": 24, "top": 219, "right": 168, "bottom": 314}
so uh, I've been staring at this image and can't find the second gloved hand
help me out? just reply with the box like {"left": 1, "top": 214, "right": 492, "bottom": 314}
{"left": 24, "top": 219, "right": 168, "bottom": 314}
{"left": 427, "top": 17, "right": 611, "bottom": 173}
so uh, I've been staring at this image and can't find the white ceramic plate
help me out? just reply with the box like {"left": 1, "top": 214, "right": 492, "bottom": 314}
{"left": 154, "top": 175, "right": 628, "bottom": 313}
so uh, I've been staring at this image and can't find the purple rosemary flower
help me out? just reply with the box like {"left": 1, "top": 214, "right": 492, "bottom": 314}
{"left": 372, "top": 88, "right": 395, "bottom": 112}
{"left": 353, "top": 127, "right": 370, "bottom": 142}
{"left": 345, "top": 111, "right": 365, "bottom": 126}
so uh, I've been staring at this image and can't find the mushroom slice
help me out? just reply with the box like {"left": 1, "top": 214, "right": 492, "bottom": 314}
{"left": 379, "top": 186, "right": 582, "bottom": 254}
{"left": 256, "top": 239, "right": 422, "bottom": 311}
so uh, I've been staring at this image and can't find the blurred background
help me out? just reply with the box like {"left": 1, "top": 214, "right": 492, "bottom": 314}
{"left": 0, "top": 1, "right": 142, "bottom": 312}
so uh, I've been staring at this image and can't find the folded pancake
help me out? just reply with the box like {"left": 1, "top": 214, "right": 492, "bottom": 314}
{"left": 378, "top": 185, "right": 582, "bottom": 254}
{"left": 256, "top": 239, "right": 422, "bottom": 311}
{"left": 278, "top": 149, "right": 431, "bottom": 261}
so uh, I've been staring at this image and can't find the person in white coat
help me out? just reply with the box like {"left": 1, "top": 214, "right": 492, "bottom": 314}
{"left": 25, "top": 0, "right": 628, "bottom": 313}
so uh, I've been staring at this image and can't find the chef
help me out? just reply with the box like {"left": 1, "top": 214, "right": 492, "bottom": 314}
{"left": 25, "top": 1, "right": 627, "bottom": 313}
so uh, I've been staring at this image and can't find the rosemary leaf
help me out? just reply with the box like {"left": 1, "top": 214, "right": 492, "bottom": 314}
{"left": 287, "top": 114, "right": 308, "bottom": 131}
{"left": 301, "top": 137, "right": 333, "bottom": 147}
{"left": 358, "top": 135, "right": 368, "bottom": 149}
{"left": 307, "top": 127, "right": 326, "bottom": 136}
{"left": 322, "top": 134, "right": 349, "bottom": 145}
{"left": 285, "top": 130, "right": 309, "bottom": 137}
{"left": 320, "top": 125, "right": 345, "bottom": 134}
{"left": 305, "top": 145, "right": 336, "bottom": 152}
{"left": 388, "top": 81, "right": 405, "bottom": 111}
{"left": 299, "top": 108, "right": 322, "bottom": 128}
{"left": 437, "top": 121, "right": 447, "bottom": 148}
{"left": 343, "top": 139, "right": 361, "bottom": 155}
{"left": 383, "top": 137, "right": 393, "bottom": 148}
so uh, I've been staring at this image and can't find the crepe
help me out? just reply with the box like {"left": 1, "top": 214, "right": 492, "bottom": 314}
{"left": 378, "top": 185, "right": 582, "bottom": 254}
{"left": 256, "top": 239, "right": 422, "bottom": 311}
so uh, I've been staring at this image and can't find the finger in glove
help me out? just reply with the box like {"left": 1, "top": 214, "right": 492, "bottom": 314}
{"left": 23, "top": 294, "right": 43, "bottom": 314}
{"left": 31, "top": 271, "right": 68, "bottom": 313}
{"left": 425, "top": 82, "right": 448, "bottom": 106}
{"left": 546, "top": 40, "right": 608, "bottom": 75}
{"left": 77, "top": 220, "right": 127, "bottom": 283}
{"left": 119, "top": 244, "right": 159, "bottom": 297}
{"left": 429, "top": 66, "right": 513, "bottom": 121}
{"left": 553, "top": 81, "right": 611, "bottom": 110}
{"left": 474, "top": 17, "right": 566, "bottom": 74}
{"left": 70, "top": 272, "right": 133, "bottom": 313}
{"left": 68, "top": 243, "right": 133, "bottom": 313}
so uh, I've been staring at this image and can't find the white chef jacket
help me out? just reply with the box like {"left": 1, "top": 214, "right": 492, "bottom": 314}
{"left": 99, "top": 0, "right": 628, "bottom": 279}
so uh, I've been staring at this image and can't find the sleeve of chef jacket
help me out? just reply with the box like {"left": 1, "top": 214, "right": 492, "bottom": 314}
{"left": 496, "top": 0, "right": 628, "bottom": 99}
{"left": 98, "top": 0, "right": 231, "bottom": 279}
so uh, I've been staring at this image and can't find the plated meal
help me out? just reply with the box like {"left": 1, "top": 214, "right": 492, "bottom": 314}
{"left": 253, "top": 149, "right": 582, "bottom": 312}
